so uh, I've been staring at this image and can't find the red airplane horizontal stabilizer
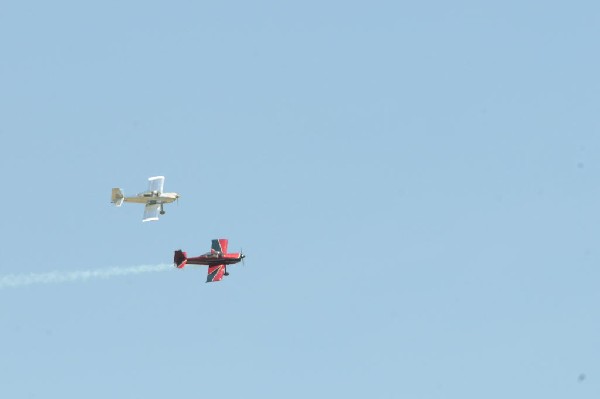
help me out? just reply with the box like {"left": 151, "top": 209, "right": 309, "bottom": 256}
{"left": 174, "top": 250, "right": 188, "bottom": 268}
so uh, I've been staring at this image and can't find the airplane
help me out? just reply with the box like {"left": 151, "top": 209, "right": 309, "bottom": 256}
{"left": 111, "top": 176, "right": 180, "bottom": 222}
{"left": 174, "top": 239, "right": 245, "bottom": 283}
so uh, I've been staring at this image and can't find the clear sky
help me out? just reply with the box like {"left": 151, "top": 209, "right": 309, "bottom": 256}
{"left": 1, "top": 1, "right": 599, "bottom": 398}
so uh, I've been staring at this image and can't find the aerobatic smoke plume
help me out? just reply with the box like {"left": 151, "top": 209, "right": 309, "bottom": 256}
{"left": 0, "top": 264, "right": 173, "bottom": 289}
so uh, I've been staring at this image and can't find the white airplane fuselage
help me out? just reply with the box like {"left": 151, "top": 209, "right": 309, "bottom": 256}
{"left": 123, "top": 192, "right": 179, "bottom": 204}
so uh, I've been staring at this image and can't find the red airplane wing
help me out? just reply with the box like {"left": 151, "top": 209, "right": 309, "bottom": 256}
{"left": 211, "top": 239, "right": 228, "bottom": 254}
{"left": 206, "top": 264, "right": 226, "bottom": 283}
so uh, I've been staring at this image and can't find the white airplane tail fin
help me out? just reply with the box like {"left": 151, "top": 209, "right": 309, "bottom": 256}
{"left": 111, "top": 188, "right": 124, "bottom": 207}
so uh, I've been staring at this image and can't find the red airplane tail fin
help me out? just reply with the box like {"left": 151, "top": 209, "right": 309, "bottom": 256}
{"left": 174, "top": 250, "right": 188, "bottom": 268}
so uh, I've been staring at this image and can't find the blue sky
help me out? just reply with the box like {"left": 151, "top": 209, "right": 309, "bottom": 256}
{"left": 1, "top": 1, "right": 599, "bottom": 398}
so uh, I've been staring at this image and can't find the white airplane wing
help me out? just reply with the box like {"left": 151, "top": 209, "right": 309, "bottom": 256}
{"left": 143, "top": 203, "right": 161, "bottom": 222}
{"left": 147, "top": 176, "right": 165, "bottom": 194}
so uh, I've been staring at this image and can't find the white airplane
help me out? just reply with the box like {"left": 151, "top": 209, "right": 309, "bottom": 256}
{"left": 111, "top": 176, "right": 180, "bottom": 222}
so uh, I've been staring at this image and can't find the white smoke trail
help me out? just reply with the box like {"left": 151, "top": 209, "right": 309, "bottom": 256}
{"left": 0, "top": 263, "right": 173, "bottom": 289}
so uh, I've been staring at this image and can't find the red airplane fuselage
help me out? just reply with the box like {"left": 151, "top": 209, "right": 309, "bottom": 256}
{"left": 179, "top": 250, "right": 244, "bottom": 267}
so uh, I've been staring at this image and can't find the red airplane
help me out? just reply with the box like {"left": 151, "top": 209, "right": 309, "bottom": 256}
{"left": 174, "top": 239, "right": 245, "bottom": 283}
